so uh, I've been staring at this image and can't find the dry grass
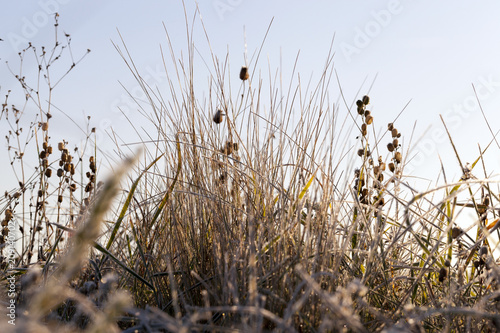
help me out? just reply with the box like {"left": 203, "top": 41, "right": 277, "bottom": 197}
{"left": 1, "top": 11, "right": 499, "bottom": 333}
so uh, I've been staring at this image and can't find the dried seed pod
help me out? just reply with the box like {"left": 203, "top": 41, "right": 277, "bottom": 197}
{"left": 393, "top": 138, "right": 399, "bottom": 147}
{"left": 379, "top": 162, "right": 386, "bottom": 171}
{"left": 58, "top": 142, "right": 65, "bottom": 151}
{"left": 47, "top": 146, "right": 52, "bottom": 154}
{"left": 61, "top": 152, "right": 68, "bottom": 162}
{"left": 59, "top": 160, "right": 64, "bottom": 167}
{"left": 357, "top": 106, "right": 364, "bottom": 115}
{"left": 70, "top": 163, "right": 75, "bottom": 175}
{"left": 58, "top": 195, "right": 63, "bottom": 203}
{"left": 391, "top": 128, "right": 398, "bottom": 138}
{"left": 45, "top": 168, "right": 52, "bottom": 178}
{"left": 85, "top": 182, "right": 93, "bottom": 193}
{"left": 444, "top": 260, "right": 451, "bottom": 267}
{"left": 479, "top": 246, "right": 488, "bottom": 257}
{"left": 233, "top": 142, "right": 239, "bottom": 151}
{"left": 377, "top": 173, "right": 384, "bottom": 182}
{"left": 42, "top": 158, "right": 48, "bottom": 168}
{"left": 41, "top": 122, "right": 49, "bottom": 131}
{"left": 357, "top": 148, "right": 364, "bottom": 157}
{"left": 388, "top": 123, "right": 394, "bottom": 131}
{"left": 89, "top": 156, "right": 94, "bottom": 163}
{"left": 362, "top": 95, "right": 370, "bottom": 105}
{"left": 43, "top": 141, "right": 49, "bottom": 150}
{"left": 354, "top": 169, "right": 360, "bottom": 178}
{"left": 239, "top": 66, "right": 249, "bottom": 80}
{"left": 226, "top": 141, "right": 235, "bottom": 155}
{"left": 38, "top": 190, "right": 43, "bottom": 197}
{"left": 361, "top": 123, "right": 367, "bottom": 132}
{"left": 5, "top": 209, "right": 13, "bottom": 221}
{"left": 90, "top": 161, "right": 96, "bottom": 173}
{"left": 365, "top": 115, "right": 373, "bottom": 125}
{"left": 39, "top": 151, "right": 47, "bottom": 159}
{"left": 57, "top": 168, "right": 64, "bottom": 177}
{"left": 356, "top": 100, "right": 364, "bottom": 108}
{"left": 451, "top": 227, "right": 462, "bottom": 239}
{"left": 389, "top": 162, "right": 395, "bottom": 172}
{"left": 387, "top": 143, "right": 395, "bottom": 152}
{"left": 362, "top": 188, "right": 368, "bottom": 197}
{"left": 69, "top": 183, "right": 77, "bottom": 192}
{"left": 394, "top": 151, "right": 402, "bottom": 163}
{"left": 438, "top": 267, "right": 447, "bottom": 282}
{"left": 364, "top": 110, "right": 371, "bottom": 117}
{"left": 373, "top": 166, "right": 380, "bottom": 176}
{"left": 64, "top": 163, "right": 70, "bottom": 172}
{"left": 213, "top": 109, "right": 224, "bottom": 124}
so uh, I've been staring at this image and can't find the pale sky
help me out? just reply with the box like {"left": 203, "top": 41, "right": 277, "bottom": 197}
{"left": 2, "top": 1, "right": 500, "bottom": 192}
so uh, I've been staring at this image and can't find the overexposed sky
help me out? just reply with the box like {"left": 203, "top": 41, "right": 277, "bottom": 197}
{"left": 1, "top": 0, "right": 500, "bottom": 191}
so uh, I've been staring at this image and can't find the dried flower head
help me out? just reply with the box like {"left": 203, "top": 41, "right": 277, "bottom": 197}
{"left": 365, "top": 115, "right": 373, "bottom": 125}
{"left": 451, "top": 227, "right": 463, "bottom": 239}
{"left": 213, "top": 109, "right": 224, "bottom": 124}
{"left": 239, "top": 66, "right": 249, "bottom": 81}
{"left": 394, "top": 151, "right": 402, "bottom": 163}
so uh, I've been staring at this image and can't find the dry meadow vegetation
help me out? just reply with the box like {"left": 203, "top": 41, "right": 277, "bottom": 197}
{"left": 1, "top": 12, "right": 499, "bottom": 333}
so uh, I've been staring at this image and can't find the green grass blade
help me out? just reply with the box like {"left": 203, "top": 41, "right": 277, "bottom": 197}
{"left": 106, "top": 153, "right": 164, "bottom": 250}
{"left": 94, "top": 242, "right": 155, "bottom": 291}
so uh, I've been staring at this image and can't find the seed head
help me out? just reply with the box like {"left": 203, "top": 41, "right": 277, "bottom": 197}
{"left": 362, "top": 95, "right": 370, "bottom": 105}
{"left": 451, "top": 227, "right": 463, "bottom": 239}
{"left": 387, "top": 143, "right": 395, "bottom": 152}
{"left": 438, "top": 267, "right": 447, "bottom": 282}
{"left": 393, "top": 138, "right": 399, "bottom": 147}
{"left": 377, "top": 173, "right": 384, "bottom": 182}
{"left": 213, "top": 109, "right": 224, "bottom": 124}
{"left": 391, "top": 128, "right": 398, "bottom": 138}
{"left": 239, "top": 66, "right": 249, "bottom": 81}
{"left": 58, "top": 142, "right": 65, "bottom": 151}
{"left": 365, "top": 115, "right": 373, "bottom": 125}
{"left": 388, "top": 123, "right": 394, "bottom": 131}
{"left": 41, "top": 122, "right": 49, "bottom": 131}
{"left": 388, "top": 162, "right": 395, "bottom": 173}
{"left": 394, "top": 151, "right": 402, "bottom": 163}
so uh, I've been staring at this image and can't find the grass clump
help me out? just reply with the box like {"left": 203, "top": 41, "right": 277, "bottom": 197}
{"left": 1, "top": 11, "right": 499, "bottom": 333}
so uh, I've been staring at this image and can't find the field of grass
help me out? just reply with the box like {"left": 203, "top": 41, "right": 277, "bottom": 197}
{"left": 1, "top": 14, "right": 499, "bottom": 333}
